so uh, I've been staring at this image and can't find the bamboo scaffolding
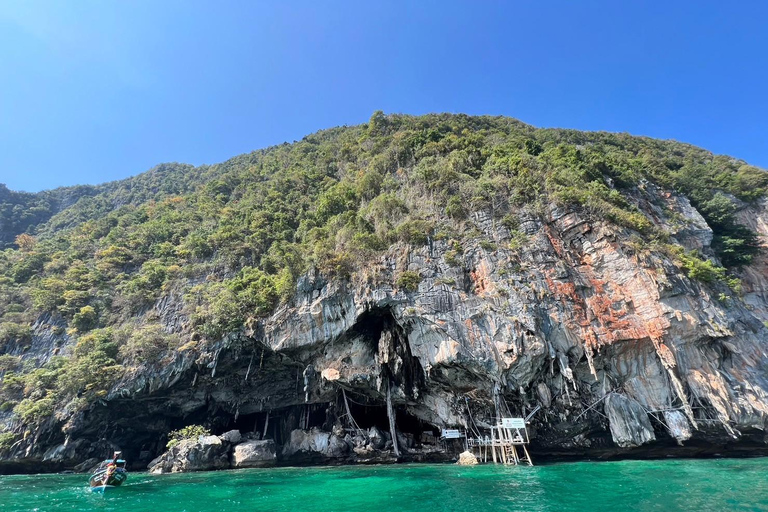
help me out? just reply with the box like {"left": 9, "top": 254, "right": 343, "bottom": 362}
{"left": 467, "top": 422, "right": 533, "bottom": 466}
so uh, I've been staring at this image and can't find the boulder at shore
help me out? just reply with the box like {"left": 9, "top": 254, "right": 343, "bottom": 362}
{"left": 148, "top": 435, "right": 231, "bottom": 474}
{"left": 282, "top": 428, "right": 351, "bottom": 463}
{"left": 457, "top": 451, "right": 478, "bottom": 465}
{"left": 232, "top": 440, "right": 277, "bottom": 468}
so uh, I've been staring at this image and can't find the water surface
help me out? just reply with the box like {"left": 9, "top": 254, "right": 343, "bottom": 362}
{"left": 1, "top": 458, "right": 766, "bottom": 512}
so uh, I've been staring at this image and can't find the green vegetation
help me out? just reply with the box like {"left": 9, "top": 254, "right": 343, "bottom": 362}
{"left": 0, "top": 112, "right": 764, "bottom": 429}
{"left": 1, "top": 329, "right": 123, "bottom": 425}
{"left": 166, "top": 425, "right": 211, "bottom": 449}
{"left": 396, "top": 271, "right": 422, "bottom": 292}
{"left": 0, "top": 431, "right": 17, "bottom": 451}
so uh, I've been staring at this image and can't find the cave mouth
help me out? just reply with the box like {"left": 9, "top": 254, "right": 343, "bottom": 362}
{"left": 349, "top": 306, "right": 392, "bottom": 343}
{"left": 341, "top": 392, "right": 439, "bottom": 446}
{"left": 344, "top": 394, "right": 390, "bottom": 431}
{"left": 217, "top": 411, "right": 270, "bottom": 438}
{"left": 102, "top": 305, "right": 435, "bottom": 466}
{"left": 349, "top": 305, "right": 426, "bottom": 397}
{"left": 103, "top": 391, "right": 444, "bottom": 469}
{"left": 193, "top": 389, "right": 443, "bottom": 448}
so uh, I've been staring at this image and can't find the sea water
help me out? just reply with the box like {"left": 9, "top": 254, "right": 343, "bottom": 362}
{"left": 1, "top": 458, "right": 766, "bottom": 512}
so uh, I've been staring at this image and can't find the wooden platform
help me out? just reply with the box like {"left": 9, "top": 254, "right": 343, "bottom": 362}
{"left": 467, "top": 420, "right": 533, "bottom": 466}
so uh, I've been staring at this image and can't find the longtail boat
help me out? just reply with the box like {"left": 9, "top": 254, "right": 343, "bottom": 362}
{"left": 89, "top": 452, "right": 128, "bottom": 492}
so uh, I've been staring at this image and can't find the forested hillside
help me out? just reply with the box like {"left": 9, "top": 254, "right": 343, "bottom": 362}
{"left": 0, "top": 113, "right": 766, "bottom": 459}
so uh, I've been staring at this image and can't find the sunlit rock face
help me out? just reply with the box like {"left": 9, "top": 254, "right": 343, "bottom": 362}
{"left": 4, "top": 189, "right": 768, "bottom": 472}
{"left": 252, "top": 192, "right": 768, "bottom": 457}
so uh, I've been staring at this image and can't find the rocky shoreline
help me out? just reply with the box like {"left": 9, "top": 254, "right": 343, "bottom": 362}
{"left": 2, "top": 425, "right": 767, "bottom": 476}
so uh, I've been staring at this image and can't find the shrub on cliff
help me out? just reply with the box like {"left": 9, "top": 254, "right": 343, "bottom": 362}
{"left": 117, "top": 324, "right": 180, "bottom": 365}
{"left": 0, "top": 431, "right": 17, "bottom": 452}
{"left": 72, "top": 306, "right": 98, "bottom": 332}
{"left": 0, "top": 355, "right": 21, "bottom": 373}
{"left": 0, "top": 323, "right": 31, "bottom": 350}
{"left": 396, "top": 271, "right": 422, "bottom": 292}
{"left": 166, "top": 425, "right": 211, "bottom": 449}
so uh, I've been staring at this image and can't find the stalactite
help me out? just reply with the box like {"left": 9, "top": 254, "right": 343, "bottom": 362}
{"left": 387, "top": 380, "right": 400, "bottom": 457}
{"left": 244, "top": 353, "right": 254, "bottom": 382}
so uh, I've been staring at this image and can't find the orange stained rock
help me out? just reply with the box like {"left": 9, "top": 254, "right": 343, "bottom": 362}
{"left": 544, "top": 226, "right": 566, "bottom": 258}
{"left": 469, "top": 259, "right": 495, "bottom": 296}
{"left": 464, "top": 318, "right": 478, "bottom": 346}
{"left": 544, "top": 259, "right": 672, "bottom": 353}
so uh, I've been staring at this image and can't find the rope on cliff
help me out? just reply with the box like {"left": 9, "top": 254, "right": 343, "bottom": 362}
{"left": 524, "top": 405, "right": 541, "bottom": 422}
{"left": 574, "top": 392, "right": 613, "bottom": 421}
{"left": 341, "top": 389, "right": 368, "bottom": 439}
{"left": 463, "top": 397, "right": 482, "bottom": 438}
{"left": 342, "top": 394, "right": 367, "bottom": 407}
{"left": 645, "top": 409, "right": 674, "bottom": 437}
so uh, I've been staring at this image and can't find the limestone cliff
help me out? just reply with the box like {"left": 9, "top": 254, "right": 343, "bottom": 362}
{"left": 4, "top": 193, "right": 766, "bottom": 472}
{"left": 1, "top": 115, "right": 767, "bottom": 472}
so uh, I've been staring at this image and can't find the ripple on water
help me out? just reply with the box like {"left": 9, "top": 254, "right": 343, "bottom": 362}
{"left": 1, "top": 458, "right": 767, "bottom": 512}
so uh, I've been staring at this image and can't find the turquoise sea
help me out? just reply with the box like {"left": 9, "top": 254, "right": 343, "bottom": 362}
{"left": 1, "top": 458, "right": 767, "bottom": 512}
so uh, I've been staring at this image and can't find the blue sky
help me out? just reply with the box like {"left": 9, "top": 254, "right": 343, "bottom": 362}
{"left": 1, "top": 1, "right": 766, "bottom": 192}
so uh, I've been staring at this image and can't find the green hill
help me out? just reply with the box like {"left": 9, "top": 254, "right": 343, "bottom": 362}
{"left": 0, "top": 112, "right": 765, "bottom": 451}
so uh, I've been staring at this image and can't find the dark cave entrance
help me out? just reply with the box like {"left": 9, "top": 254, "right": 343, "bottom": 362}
{"left": 349, "top": 306, "right": 390, "bottom": 341}
{"left": 220, "top": 411, "right": 271, "bottom": 437}
{"left": 344, "top": 395, "right": 390, "bottom": 430}
{"left": 204, "top": 402, "right": 341, "bottom": 446}
{"left": 350, "top": 305, "right": 426, "bottom": 396}
{"left": 341, "top": 391, "right": 438, "bottom": 447}
{"left": 128, "top": 304, "right": 437, "bottom": 465}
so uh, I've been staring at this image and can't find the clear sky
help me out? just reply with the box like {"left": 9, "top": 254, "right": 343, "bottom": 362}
{"left": 1, "top": 1, "right": 766, "bottom": 192}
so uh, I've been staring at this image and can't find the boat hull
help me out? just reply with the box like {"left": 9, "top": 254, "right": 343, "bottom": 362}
{"left": 90, "top": 484, "right": 116, "bottom": 493}
{"left": 89, "top": 468, "right": 127, "bottom": 490}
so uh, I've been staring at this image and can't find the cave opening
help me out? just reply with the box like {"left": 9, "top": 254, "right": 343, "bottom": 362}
{"left": 340, "top": 391, "right": 438, "bottom": 446}
{"left": 124, "top": 304, "right": 438, "bottom": 464}
{"left": 349, "top": 306, "right": 390, "bottom": 344}
{"left": 222, "top": 411, "right": 268, "bottom": 436}
{"left": 350, "top": 306, "right": 426, "bottom": 398}
{"left": 344, "top": 395, "right": 390, "bottom": 431}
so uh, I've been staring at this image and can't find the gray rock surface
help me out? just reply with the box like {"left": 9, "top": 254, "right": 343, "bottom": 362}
{"left": 605, "top": 394, "right": 656, "bottom": 448}
{"left": 147, "top": 436, "right": 230, "bottom": 474}
{"left": 232, "top": 440, "right": 277, "bottom": 468}
{"left": 72, "top": 457, "right": 100, "bottom": 474}
{"left": 219, "top": 430, "right": 242, "bottom": 444}
{"left": 282, "top": 428, "right": 351, "bottom": 461}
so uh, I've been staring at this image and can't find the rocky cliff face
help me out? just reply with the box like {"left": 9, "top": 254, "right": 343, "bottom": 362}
{"left": 3, "top": 182, "right": 767, "bottom": 473}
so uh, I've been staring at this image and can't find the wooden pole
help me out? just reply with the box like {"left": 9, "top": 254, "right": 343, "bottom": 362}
{"left": 497, "top": 427, "right": 505, "bottom": 465}
{"left": 511, "top": 444, "right": 519, "bottom": 465}
{"left": 522, "top": 445, "right": 533, "bottom": 466}
{"left": 386, "top": 381, "right": 400, "bottom": 457}
{"left": 491, "top": 427, "right": 497, "bottom": 464}
{"left": 499, "top": 428, "right": 508, "bottom": 465}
